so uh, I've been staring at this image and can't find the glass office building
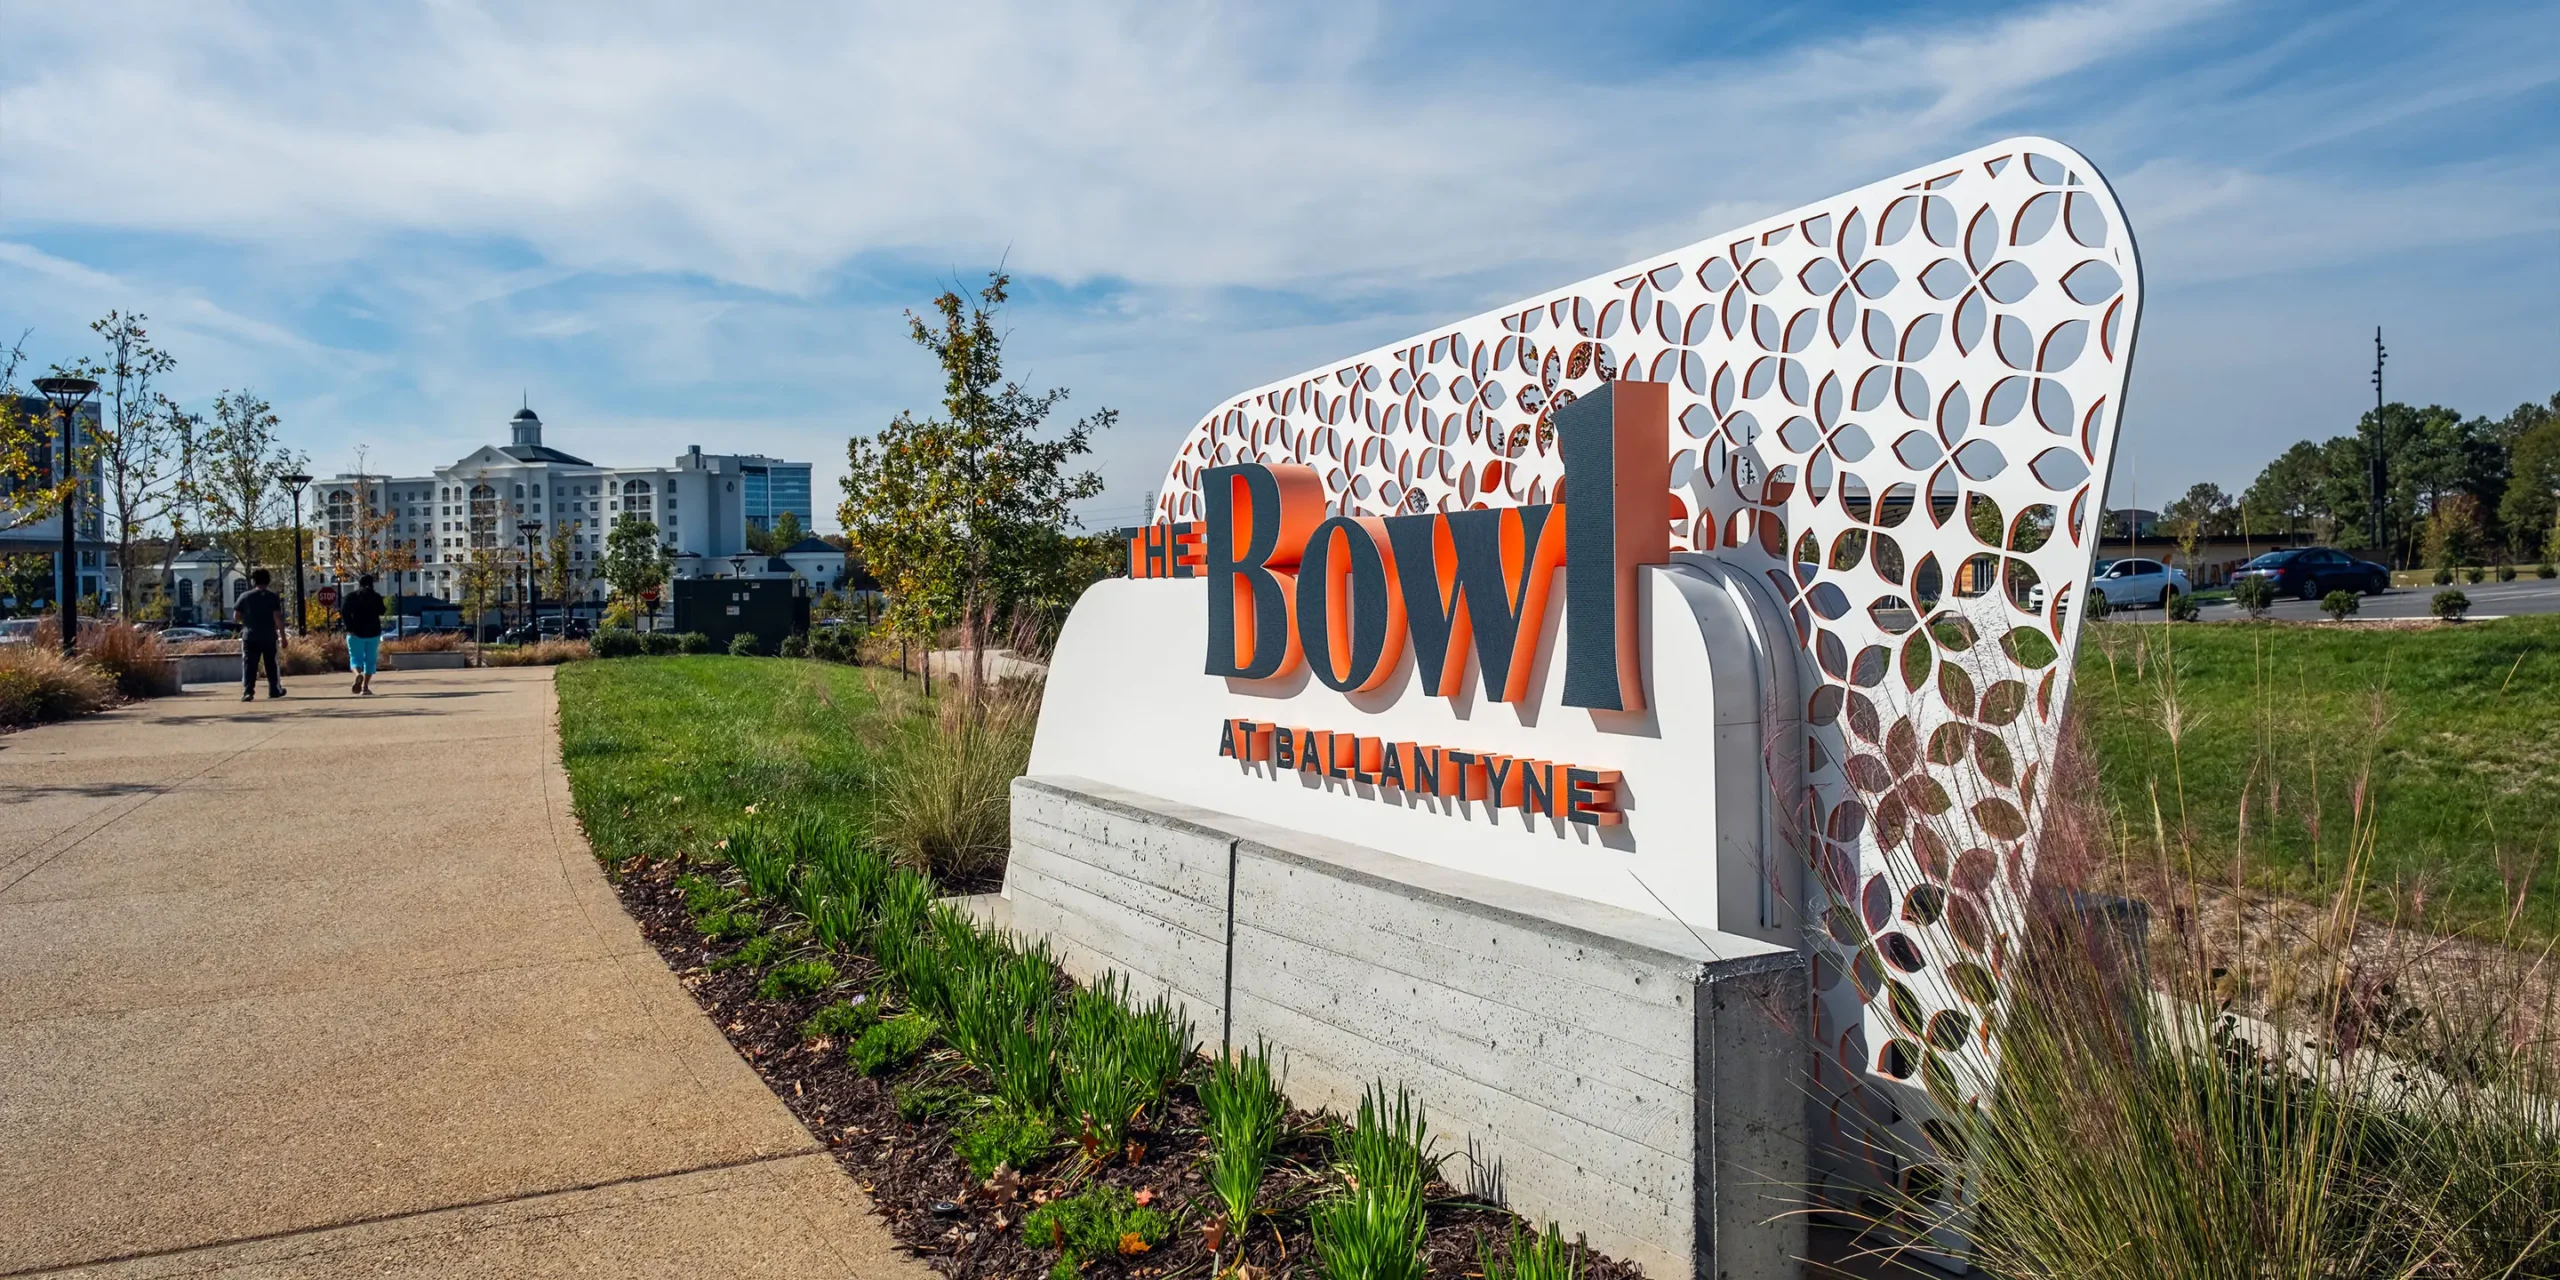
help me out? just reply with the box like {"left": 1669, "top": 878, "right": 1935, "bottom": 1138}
{"left": 739, "top": 459, "right": 814, "bottom": 532}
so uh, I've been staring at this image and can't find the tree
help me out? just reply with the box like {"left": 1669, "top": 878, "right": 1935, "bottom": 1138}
{"left": 2241, "top": 441, "right": 2334, "bottom": 539}
{"left": 0, "top": 329, "right": 96, "bottom": 541}
{"left": 747, "top": 508, "right": 804, "bottom": 557}
{"left": 2423, "top": 492, "right": 2485, "bottom": 572}
{"left": 2496, "top": 406, "right": 2560, "bottom": 561}
{"left": 192, "top": 390, "right": 304, "bottom": 575}
{"left": 840, "top": 270, "right": 1110, "bottom": 706}
{"left": 64, "top": 312, "right": 187, "bottom": 618}
{"left": 457, "top": 543, "right": 507, "bottom": 641}
{"left": 2157, "top": 482, "right": 2237, "bottom": 540}
{"left": 601, "top": 513, "right": 669, "bottom": 620}
{"left": 542, "top": 522, "right": 579, "bottom": 619}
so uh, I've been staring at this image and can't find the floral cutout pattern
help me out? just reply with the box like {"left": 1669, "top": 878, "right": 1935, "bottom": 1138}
{"left": 1151, "top": 138, "right": 2139, "bottom": 1208}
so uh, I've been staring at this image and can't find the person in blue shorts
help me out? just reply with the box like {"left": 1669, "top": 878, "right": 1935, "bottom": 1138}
{"left": 342, "top": 574, "right": 386, "bottom": 696}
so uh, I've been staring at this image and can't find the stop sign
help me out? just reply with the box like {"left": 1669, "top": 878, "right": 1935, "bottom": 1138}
{"left": 641, "top": 589, "right": 660, "bottom": 604}
{"left": 314, "top": 585, "right": 339, "bottom": 607}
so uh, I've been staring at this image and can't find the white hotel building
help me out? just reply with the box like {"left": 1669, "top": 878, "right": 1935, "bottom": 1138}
{"left": 313, "top": 406, "right": 823, "bottom": 606}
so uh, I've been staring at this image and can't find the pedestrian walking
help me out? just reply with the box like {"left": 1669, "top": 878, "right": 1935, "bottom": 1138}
{"left": 236, "top": 568, "right": 287, "bottom": 701}
{"left": 343, "top": 574, "right": 386, "bottom": 696}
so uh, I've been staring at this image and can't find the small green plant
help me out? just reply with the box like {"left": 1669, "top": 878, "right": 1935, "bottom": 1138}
{"left": 2321, "top": 589, "right": 2359, "bottom": 621}
{"left": 1199, "top": 1039, "right": 1288, "bottom": 1246}
{"left": 677, "top": 872, "right": 742, "bottom": 916}
{"left": 1022, "top": 1184, "right": 1168, "bottom": 1275}
{"left": 779, "top": 632, "right": 809, "bottom": 658}
{"left": 991, "top": 1006, "right": 1062, "bottom": 1113}
{"left": 728, "top": 631, "right": 763, "bottom": 657}
{"left": 2231, "top": 575, "right": 2275, "bottom": 618}
{"left": 2433, "top": 588, "right": 2472, "bottom": 620}
{"left": 1310, "top": 1177, "right": 1427, "bottom": 1280}
{"left": 892, "top": 1081, "right": 974, "bottom": 1122}
{"left": 639, "top": 630, "right": 680, "bottom": 656}
{"left": 2463, "top": 564, "right": 2486, "bottom": 584}
{"left": 2433, "top": 566, "right": 2456, "bottom": 585}
{"left": 714, "top": 932, "right": 783, "bottom": 971}
{"left": 697, "top": 908, "right": 760, "bottom": 942}
{"left": 954, "top": 1101, "right": 1056, "bottom": 1179}
{"left": 2164, "top": 590, "right": 2200, "bottom": 622}
{"left": 725, "top": 824, "right": 796, "bottom": 902}
{"left": 1335, "top": 1081, "right": 1444, "bottom": 1199}
{"left": 1061, "top": 1003, "right": 1146, "bottom": 1158}
{"left": 851, "top": 1012, "right": 938, "bottom": 1075}
{"left": 758, "top": 957, "right": 838, "bottom": 1000}
{"left": 799, "top": 999, "right": 869, "bottom": 1044}
{"left": 1480, "top": 1222, "right": 1583, "bottom": 1280}
{"left": 675, "top": 630, "right": 712, "bottom": 654}
{"left": 711, "top": 931, "right": 778, "bottom": 967}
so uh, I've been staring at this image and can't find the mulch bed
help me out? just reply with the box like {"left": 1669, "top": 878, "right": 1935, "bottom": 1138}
{"left": 610, "top": 854, "right": 1647, "bottom": 1280}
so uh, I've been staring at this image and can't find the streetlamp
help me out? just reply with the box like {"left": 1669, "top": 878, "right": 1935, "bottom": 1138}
{"left": 282, "top": 471, "right": 312, "bottom": 635}
{"left": 728, "top": 554, "right": 749, "bottom": 578}
{"left": 517, "top": 519, "right": 543, "bottom": 635}
{"left": 31, "top": 375, "right": 99, "bottom": 656}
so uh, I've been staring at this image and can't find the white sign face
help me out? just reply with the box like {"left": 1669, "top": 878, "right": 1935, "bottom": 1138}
{"left": 1042, "top": 138, "right": 2139, "bottom": 1182}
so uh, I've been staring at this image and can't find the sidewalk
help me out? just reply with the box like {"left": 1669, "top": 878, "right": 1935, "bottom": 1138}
{"left": 0, "top": 668, "right": 925, "bottom": 1278}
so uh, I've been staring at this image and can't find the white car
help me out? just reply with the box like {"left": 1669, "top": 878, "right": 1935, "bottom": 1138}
{"left": 0, "top": 617, "right": 36, "bottom": 646}
{"left": 2088, "top": 557, "right": 2190, "bottom": 610}
{"left": 156, "top": 626, "right": 223, "bottom": 642}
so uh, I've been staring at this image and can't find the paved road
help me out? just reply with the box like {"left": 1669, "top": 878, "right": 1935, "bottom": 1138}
{"left": 0, "top": 668, "right": 927, "bottom": 1278}
{"left": 2133, "top": 576, "right": 2560, "bottom": 623}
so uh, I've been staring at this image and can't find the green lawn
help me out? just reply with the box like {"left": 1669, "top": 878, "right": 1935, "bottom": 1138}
{"left": 556, "top": 656, "right": 926, "bottom": 865}
{"left": 2075, "top": 616, "right": 2560, "bottom": 937}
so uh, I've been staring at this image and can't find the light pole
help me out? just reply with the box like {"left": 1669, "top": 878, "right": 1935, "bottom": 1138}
{"left": 518, "top": 519, "right": 543, "bottom": 636}
{"left": 282, "top": 471, "right": 312, "bottom": 635}
{"left": 31, "top": 376, "right": 99, "bottom": 656}
{"left": 728, "top": 554, "right": 749, "bottom": 578}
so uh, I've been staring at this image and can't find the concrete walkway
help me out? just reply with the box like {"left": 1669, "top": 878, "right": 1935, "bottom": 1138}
{"left": 0, "top": 668, "right": 925, "bottom": 1278}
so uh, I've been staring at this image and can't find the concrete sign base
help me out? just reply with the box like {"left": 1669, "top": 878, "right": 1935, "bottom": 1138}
{"left": 1000, "top": 776, "right": 1808, "bottom": 1280}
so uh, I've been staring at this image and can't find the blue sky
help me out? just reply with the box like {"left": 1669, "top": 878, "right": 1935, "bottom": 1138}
{"left": 3, "top": 0, "right": 2554, "bottom": 531}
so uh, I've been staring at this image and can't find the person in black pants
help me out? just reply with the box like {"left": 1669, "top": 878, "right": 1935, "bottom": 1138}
{"left": 235, "top": 568, "right": 288, "bottom": 701}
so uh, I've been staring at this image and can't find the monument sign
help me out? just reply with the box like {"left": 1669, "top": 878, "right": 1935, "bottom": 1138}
{"left": 1006, "top": 137, "right": 2140, "bottom": 1275}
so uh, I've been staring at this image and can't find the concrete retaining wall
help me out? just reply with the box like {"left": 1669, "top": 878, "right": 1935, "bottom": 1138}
{"left": 1005, "top": 775, "right": 1806, "bottom": 1280}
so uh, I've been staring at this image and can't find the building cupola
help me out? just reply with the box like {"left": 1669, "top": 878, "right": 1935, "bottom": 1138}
{"left": 510, "top": 403, "right": 543, "bottom": 448}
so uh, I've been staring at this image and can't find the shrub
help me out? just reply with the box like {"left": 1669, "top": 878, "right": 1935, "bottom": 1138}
{"left": 2321, "top": 589, "right": 2359, "bottom": 621}
{"left": 799, "top": 999, "right": 869, "bottom": 1044}
{"left": 2432, "top": 588, "right": 2472, "bottom": 620}
{"left": 954, "top": 1102, "right": 1056, "bottom": 1179}
{"left": 875, "top": 683, "right": 1038, "bottom": 880}
{"left": 779, "top": 632, "right": 809, "bottom": 659}
{"left": 591, "top": 628, "right": 643, "bottom": 658}
{"left": 1022, "top": 1184, "right": 1167, "bottom": 1275}
{"left": 757, "top": 958, "right": 838, "bottom": 1000}
{"left": 851, "top": 1012, "right": 937, "bottom": 1075}
{"left": 639, "top": 631, "right": 680, "bottom": 656}
{"left": 72, "top": 621, "right": 176, "bottom": 697}
{"left": 727, "top": 631, "right": 762, "bottom": 657}
{"left": 2433, "top": 566, "right": 2455, "bottom": 586}
{"left": 2230, "top": 575, "right": 2274, "bottom": 618}
{"left": 2496, "top": 562, "right": 2516, "bottom": 582}
{"left": 674, "top": 631, "right": 711, "bottom": 655}
{"left": 1481, "top": 1222, "right": 1583, "bottom": 1280}
{"left": 2164, "top": 591, "right": 2199, "bottom": 623}
{"left": 724, "top": 822, "right": 797, "bottom": 902}
{"left": 0, "top": 644, "right": 116, "bottom": 727}
{"left": 483, "top": 639, "right": 590, "bottom": 666}
{"left": 2463, "top": 564, "right": 2486, "bottom": 584}
{"left": 281, "top": 632, "right": 348, "bottom": 674}
{"left": 2540, "top": 561, "right": 2557, "bottom": 579}
{"left": 808, "top": 625, "right": 860, "bottom": 664}
{"left": 1199, "top": 1039, "right": 1287, "bottom": 1241}
{"left": 383, "top": 631, "right": 463, "bottom": 652}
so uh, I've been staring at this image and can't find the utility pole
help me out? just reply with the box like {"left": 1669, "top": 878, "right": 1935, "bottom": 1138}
{"left": 2369, "top": 328, "right": 2388, "bottom": 559}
